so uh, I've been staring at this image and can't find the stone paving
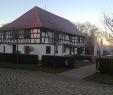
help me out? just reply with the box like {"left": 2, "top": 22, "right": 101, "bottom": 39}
{"left": 0, "top": 68, "right": 113, "bottom": 95}
{"left": 59, "top": 64, "right": 96, "bottom": 79}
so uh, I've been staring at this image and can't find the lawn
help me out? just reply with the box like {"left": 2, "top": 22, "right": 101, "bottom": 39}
{"left": 75, "top": 60, "right": 92, "bottom": 68}
{"left": 0, "top": 60, "right": 92, "bottom": 74}
{"left": 85, "top": 73, "right": 113, "bottom": 85}
{"left": 0, "top": 63, "right": 70, "bottom": 74}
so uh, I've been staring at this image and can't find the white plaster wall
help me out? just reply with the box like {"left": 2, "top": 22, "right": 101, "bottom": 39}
{"left": 0, "top": 43, "right": 80, "bottom": 60}
{"left": 57, "top": 45, "right": 63, "bottom": 56}
{"left": 0, "top": 44, "right": 12, "bottom": 53}
{"left": 17, "top": 44, "right": 64, "bottom": 60}
{"left": 0, "top": 44, "right": 63, "bottom": 60}
{"left": 6, "top": 45, "right": 12, "bottom": 53}
{"left": 0, "top": 45, "right": 3, "bottom": 52}
{"left": 17, "top": 44, "right": 43, "bottom": 60}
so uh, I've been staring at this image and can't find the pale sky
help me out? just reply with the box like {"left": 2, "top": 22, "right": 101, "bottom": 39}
{"left": 0, "top": 0, "right": 113, "bottom": 28}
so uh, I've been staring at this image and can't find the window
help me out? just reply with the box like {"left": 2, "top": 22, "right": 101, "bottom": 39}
{"left": 75, "top": 37, "right": 78, "bottom": 42}
{"left": 19, "top": 30, "right": 24, "bottom": 38}
{"left": 63, "top": 46, "right": 66, "bottom": 53}
{"left": 12, "top": 31, "right": 19, "bottom": 39}
{"left": 82, "top": 38, "right": 84, "bottom": 43}
{"left": 3, "top": 32, "right": 6, "bottom": 40}
{"left": 12, "top": 45, "right": 16, "bottom": 53}
{"left": 80, "top": 37, "right": 82, "bottom": 43}
{"left": 24, "top": 30, "right": 31, "bottom": 39}
{"left": 65, "top": 35, "right": 69, "bottom": 40}
{"left": 77, "top": 37, "right": 80, "bottom": 43}
{"left": 59, "top": 34, "right": 63, "bottom": 39}
{"left": 42, "top": 38, "right": 45, "bottom": 43}
{"left": 46, "top": 46, "right": 51, "bottom": 54}
{"left": 69, "top": 36, "right": 73, "bottom": 42}
{"left": 55, "top": 46, "right": 58, "bottom": 53}
{"left": 54, "top": 32, "right": 59, "bottom": 42}
{"left": 81, "top": 37, "right": 84, "bottom": 43}
{"left": 42, "top": 32, "right": 46, "bottom": 37}
{"left": 73, "top": 47, "right": 75, "bottom": 52}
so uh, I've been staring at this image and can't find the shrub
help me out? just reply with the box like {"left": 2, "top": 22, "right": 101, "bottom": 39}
{"left": 96, "top": 57, "right": 113, "bottom": 74}
{"left": 18, "top": 54, "right": 38, "bottom": 64}
{"left": 41, "top": 55, "right": 75, "bottom": 68}
{"left": 0, "top": 53, "right": 38, "bottom": 64}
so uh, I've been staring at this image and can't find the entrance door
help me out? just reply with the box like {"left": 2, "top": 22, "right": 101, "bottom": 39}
{"left": 12, "top": 45, "right": 16, "bottom": 53}
{"left": 3, "top": 46, "right": 5, "bottom": 53}
{"left": 70, "top": 47, "right": 72, "bottom": 56}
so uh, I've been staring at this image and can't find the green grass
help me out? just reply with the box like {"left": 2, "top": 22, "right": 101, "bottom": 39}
{"left": 0, "top": 63, "right": 70, "bottom": 74}
{"left": 0, "top": 60, "right": 92, "bottom": 74}
{"left": 75, "top": 60, "right": 92, "bottom": 68}
{"left": 85, "top": 73, "right": 113, "bottom": 85}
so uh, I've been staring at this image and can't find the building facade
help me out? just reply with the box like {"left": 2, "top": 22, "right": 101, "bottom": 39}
{"left": 0, "top": 6, "right": 85, "bottom": 60}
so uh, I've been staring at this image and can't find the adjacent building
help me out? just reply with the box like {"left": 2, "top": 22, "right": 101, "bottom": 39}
{"left": 0, "top": 6, "right": 85, "bottom": 60}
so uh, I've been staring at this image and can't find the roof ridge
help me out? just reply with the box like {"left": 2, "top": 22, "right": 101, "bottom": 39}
{"left": 34, "top": 6, "right": 70, "bottom": 22}
{"left": 32, "top": 6, "right": 42, "bottom": 28}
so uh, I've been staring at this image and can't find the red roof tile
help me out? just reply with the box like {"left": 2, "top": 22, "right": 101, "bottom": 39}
{"left": 0, "top": 6, "right": 83, "bottom": 36}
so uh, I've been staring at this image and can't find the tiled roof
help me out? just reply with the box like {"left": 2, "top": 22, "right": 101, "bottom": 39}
{"left": 0, "top": 6, "right": 84, "bottom": 36}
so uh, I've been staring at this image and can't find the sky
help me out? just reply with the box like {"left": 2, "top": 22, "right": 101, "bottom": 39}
{"left": 0, "top": 0, "right": 113, "bottom": 29}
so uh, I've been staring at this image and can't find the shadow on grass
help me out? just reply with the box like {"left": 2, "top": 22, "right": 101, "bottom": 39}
{"left": 0, "top": 63, "right": 70, "bottom": 74}
{"left": 0, "top": 60, "right": 93, "bottom": 74}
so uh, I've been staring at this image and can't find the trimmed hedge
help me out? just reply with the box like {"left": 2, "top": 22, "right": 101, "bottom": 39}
{"left": 0, "top": 53, "right": 38, "bottom": 64}
{"left": 41, "top": 55, "right": 75, "bottom": 68}
{"left": 96, "top": 57, "right": 113, "bottom": 74}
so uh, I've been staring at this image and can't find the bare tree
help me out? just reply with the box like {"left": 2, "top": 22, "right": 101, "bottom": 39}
{"left": 75, "top": 22, "right": 105, "bottom": 55}
{"left": 76, "top": 22, "right": 97, "bottom": 35}
{"left": 75, "top": 22, "right": 98, "bottom": 54}
{"left": 103, "top": 13, "right": 113, "bottom": 32}
{"left": 102, "top": 13, "right": 113, "bottom": 42}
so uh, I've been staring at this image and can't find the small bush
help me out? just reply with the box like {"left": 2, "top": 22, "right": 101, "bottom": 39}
{"left": 41, "top": 55, "right": 75, "bottom": 68}
{"left": 96, "top": 57, "right": 113, "bottom": 74}
{"left": 0, "top": 53, "right": 38, "bottom": 64}
{"left": 18, "top": 54, "right": 38, "bottom": 64}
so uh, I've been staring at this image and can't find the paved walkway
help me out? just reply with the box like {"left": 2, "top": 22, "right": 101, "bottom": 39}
{"left": 0, "top": 68, "right": 113, "bottom": 95}
{"left": 59, "top": 64, "right": 96, "bottom": 79}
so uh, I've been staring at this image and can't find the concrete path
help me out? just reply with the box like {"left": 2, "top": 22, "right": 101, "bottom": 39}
{"left": 59, "top": 64, "right": 96, "bottom": 79}
{"left": 0, "top": 68, "right": 113, "bottom": 95}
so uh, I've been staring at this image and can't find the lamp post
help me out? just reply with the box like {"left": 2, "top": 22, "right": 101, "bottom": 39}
{"left": 53, "top": 40, "right": 56, "bottom": 70}
{"left": 17, "top": 39, "right": 18, "bottom": 64}
{"left": 53, "top": 30, "right": 59, "bottom": 71}
{"left": 16, "top": 32, "right": 19, "bottom": 64}
{"left": 49, "top": 22, "right": 58, "bottom": 70}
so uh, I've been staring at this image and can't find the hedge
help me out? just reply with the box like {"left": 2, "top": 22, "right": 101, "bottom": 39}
{"left": 41, "top": 55, "right": 75, "bottom": 68}
{"left": 96, "top": 57, "right": 113, "bottom": 74}
{"left": 0, "top": 53, "right": 38, "bottom": 64}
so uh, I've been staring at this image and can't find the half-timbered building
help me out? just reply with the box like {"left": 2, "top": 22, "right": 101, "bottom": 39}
{"left": 0, "top": 6, "right": 85, "bottom": 60}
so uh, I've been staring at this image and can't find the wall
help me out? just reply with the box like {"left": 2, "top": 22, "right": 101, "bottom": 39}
{"left": 0, "top": 44, "right": 64, "bottom": 60}
{"left": 0, "top": 44, "right": 12, "bottom": 53}
{"left": 0, "top": 44, "right": 79, "bottom": 60}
